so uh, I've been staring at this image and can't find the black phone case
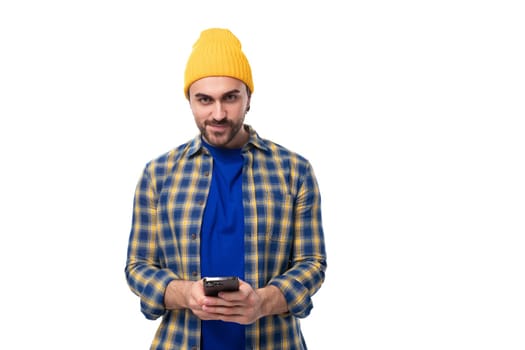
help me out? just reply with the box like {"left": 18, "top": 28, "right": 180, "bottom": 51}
{"left": 203, "top": 276, "right": 239, "bottom": 296}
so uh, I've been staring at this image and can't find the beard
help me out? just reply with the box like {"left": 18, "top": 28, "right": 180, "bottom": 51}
{"left": 199, "top": 118, "right": 245, "bottom": 148}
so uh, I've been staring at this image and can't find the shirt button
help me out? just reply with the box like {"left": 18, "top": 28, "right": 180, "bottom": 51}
{"left": 192, "top": 271, "right": 198, "bottom": 277}
{"left": 191, "top": 233, "right": 197, "bottom": 240}
{"left": 204, "top": 171, "right": 210, "bottom": 176}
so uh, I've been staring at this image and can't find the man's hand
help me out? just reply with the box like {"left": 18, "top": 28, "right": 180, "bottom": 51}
{"left": 198, "top": 280, "right": 288, "bottom": 325}
{"left": 165, "top": 278, "right": 288, "bottom": 325}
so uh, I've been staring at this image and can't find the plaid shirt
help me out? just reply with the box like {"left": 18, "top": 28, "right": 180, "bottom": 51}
{"left": 125, "top": 125, "right": 327, "bottom": 350}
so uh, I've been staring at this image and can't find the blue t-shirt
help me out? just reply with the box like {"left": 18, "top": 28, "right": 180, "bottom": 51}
{"left": 200, "top": 140, "right": 245, "bottom": 350}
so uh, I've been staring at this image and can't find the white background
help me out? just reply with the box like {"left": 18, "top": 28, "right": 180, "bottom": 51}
{"left": 1, "top": 1, "right": 524, "bottom": 349}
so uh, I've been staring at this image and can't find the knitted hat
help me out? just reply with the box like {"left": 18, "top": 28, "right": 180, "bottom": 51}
{"left": 184, "top": 28, "right": 254, "bottom": 98}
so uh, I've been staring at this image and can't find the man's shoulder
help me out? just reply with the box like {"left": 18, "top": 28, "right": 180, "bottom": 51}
{"left": 259, "top": 137, "right": 310, "bottom": 165}
{"left": 143, "top": 139, "right": 195, "bottom": 172}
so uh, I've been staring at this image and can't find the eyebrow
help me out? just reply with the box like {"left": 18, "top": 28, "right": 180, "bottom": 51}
{"left": 193, "top": 89, "right": 241, "bottom": 100}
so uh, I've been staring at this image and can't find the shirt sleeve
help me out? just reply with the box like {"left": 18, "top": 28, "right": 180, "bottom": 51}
{"left": 269, "top": 161, "right": 327, "bottom": 318}
{"left": 124, "top": 164, "right": 179, "bottom": 320}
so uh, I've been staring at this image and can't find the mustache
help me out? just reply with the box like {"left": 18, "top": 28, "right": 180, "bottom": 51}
{"left": 206, "top": 119, "right": 231, "bottom": 126}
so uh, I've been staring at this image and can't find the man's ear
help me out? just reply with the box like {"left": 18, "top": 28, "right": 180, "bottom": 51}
{"left": 245, "top": 85, "right": 252, "bottom": 112}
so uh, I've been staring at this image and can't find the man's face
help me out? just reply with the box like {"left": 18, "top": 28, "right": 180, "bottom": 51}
{"left": 188, "top": 76, "right": 251, "bottom": 149}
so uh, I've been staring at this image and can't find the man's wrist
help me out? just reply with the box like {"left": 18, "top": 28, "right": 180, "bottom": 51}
{"left": 164, "top": 279, "right": 193, "bottom": 310}
{"left": 257, "top": 285, "right": 288, "bottom": 317}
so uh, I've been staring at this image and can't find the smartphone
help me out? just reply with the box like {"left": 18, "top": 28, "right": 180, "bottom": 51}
{"left": 203, "top": 276, "right": 240, "bottom": 296}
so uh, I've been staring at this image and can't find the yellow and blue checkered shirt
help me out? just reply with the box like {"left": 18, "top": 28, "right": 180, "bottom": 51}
{"left": 125, "top": 125, "right": 327, "bottom": 350}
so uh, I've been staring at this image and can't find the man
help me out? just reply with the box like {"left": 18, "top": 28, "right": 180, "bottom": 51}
{"left": 125, "top": 28, "right": 327, "bottom": 350}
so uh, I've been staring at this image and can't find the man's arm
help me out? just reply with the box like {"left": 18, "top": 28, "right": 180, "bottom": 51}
{"left": 164, "top": 279, "right": 194, "bottom": 310}
{"left": 256, "top": 284, "right": 289, "bottom": 317}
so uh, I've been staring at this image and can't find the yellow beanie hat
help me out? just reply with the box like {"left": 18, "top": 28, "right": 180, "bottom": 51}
{"left": 184, "top": 28, "right": 254, "bottom": 98}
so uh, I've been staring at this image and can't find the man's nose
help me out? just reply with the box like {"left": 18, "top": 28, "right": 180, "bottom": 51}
{"left": 212, "top": 102, "right": 226, "bottom": 120}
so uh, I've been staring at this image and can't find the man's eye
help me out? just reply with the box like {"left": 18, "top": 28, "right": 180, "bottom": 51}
{"left": 224, "top": 94, "right": 238, "bottom": 102}
{"left": 198, "top": 97, "right": 212, "bottom": 104}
